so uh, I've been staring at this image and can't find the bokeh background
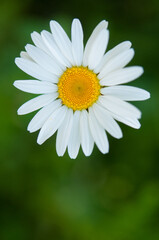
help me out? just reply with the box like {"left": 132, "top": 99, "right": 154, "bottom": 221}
{"left": 0, "top": 0, "right": 159, "bottom": 239}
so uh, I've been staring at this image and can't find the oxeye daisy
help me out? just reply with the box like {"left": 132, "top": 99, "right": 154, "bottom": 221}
{"left": 14, "top": 19, "right": 150, "bottom": 159}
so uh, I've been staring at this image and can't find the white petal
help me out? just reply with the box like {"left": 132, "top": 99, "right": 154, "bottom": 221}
{"left": 98, "top": 95, "right": 141, "bottom": 119}
{"left": 27, "top": 99, "right": 61, "bottom": 133}
{"left": 25, "top": 44, "right": 63, "bottom": 76}
{"left": 80, "top": 110, "right": 94, "bottom": 156}
{"left": 101, "top": 85, "right": 150, "bottom": 101}
{"left": 17, "top": 93, "right": 57, "bottom": 115}
{"left": 31, "top": 31, "right": 51, "bottom": 56}
{"left": 87, "top": 29, "right": 109, "bottom": 70}
{"left": 83, "top": 20, "right": 108, "bottom": 67}
{"left": 71, "top": 19, "right": 84, "bottom": 66}
{"left": 15, "top": 58, "right": 58, "bottom": 83}
{"left": 98, "top": 48, "right": 135, "bottom": 79}
{"left": 110, "top": 112, "right": 141, "bottom": 129}
{"left": 50, "top": 20, "right": 75, "bottom": 65}
{"left": 20, "top": 51, "right": 33, "bottom": 61}
{"left": 41, "top": 30, "right": 70, "bottom": 68}
{"left": 13, "top": 80, "right": 57, "bottom": 94}
{"left": 56, "top": 108, "right": 73, "bottom": 156}
{"left": 94, "top": 41, "right": 132, "bottom": 73}
{"left": 68, "top": 111, "right": 80, "bottom": 159}
{"left": 100, "top": 66, "right": 144, "bottom": 86}
{"left": 37, "top": 105, "right": 67, "bottom": 145}
{"left": 92, "top": 103, "right": 123, "bottom": 139}
{"left": 88, "top": 107, "right": 109, "bottom": 154}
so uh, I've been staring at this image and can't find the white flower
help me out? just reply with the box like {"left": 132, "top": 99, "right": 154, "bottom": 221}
{"left": 14, "top": 19, "right": 150, "bottom": 159}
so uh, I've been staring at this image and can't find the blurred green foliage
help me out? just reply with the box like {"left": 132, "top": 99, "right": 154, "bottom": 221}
{"left": 0, "top": 0, "right": 159, "bottom": 239}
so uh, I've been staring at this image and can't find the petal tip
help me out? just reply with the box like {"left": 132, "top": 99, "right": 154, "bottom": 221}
{"left": 125, "top": 40, "right": 132, "bottom": 48}
{"left": 15, "top": 57, "right": 20, "bottom": 64}
{"left": 147, "top": 91, "right": 151, "bottom": 99}
{"left": 116, "top": 132, "right": 123, "bottom": 139}
{"left": 101, "top": 20, "right": 108, "bottom": 28}
{"left": 130, "top": 48, "right": 135, "bottom": 55}
{"left": 37, "top": 137, "right": 43, "bottom": 145}
{"left": 17, "top": 108, "right": 22, "bottom": 115}
{"left": 140, "top": 66, "right": 144, "bottom": 74}
{"left": 31, "top": 31, "right": 37, "bottom": 35}
{"left": 27, "top": 125, "right": 32, "bottom": 132}
{"left": 13, "top": 81, "right": 17, "bottom": 88}
{"left": 72, "top": 18, "right": 80, "bottom": 23}
{"left": 25, "top": 43, "right": 31, "bottom": 50}
{"left": 143, "top": 90, "right": 151, "bottom": 100}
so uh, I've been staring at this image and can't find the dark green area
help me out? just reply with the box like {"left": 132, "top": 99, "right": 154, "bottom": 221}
{"left": 0, "top": 0, "right": 159, "bottom": 239}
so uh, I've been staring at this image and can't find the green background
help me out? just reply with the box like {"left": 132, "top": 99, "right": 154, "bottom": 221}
{"left": 0, "top": 0, "right": 159, "bottom": 239}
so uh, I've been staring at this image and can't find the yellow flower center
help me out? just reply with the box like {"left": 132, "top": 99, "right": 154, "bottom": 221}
{"left": 58, "top": 66, "right": 101, "bottom": 111}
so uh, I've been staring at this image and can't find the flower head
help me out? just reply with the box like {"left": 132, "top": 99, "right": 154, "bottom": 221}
{"left": 14, "top": 19, "right": 150, "bottom": 159}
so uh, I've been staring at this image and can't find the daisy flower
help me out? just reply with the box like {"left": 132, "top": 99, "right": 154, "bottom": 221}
{"left": 14, "top": 19, "right": 150, "bottom": 159}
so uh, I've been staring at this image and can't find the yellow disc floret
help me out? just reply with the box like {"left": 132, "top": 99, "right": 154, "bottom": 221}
{"left": 58, "top": 66, "right": 101, "bottom": 111}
